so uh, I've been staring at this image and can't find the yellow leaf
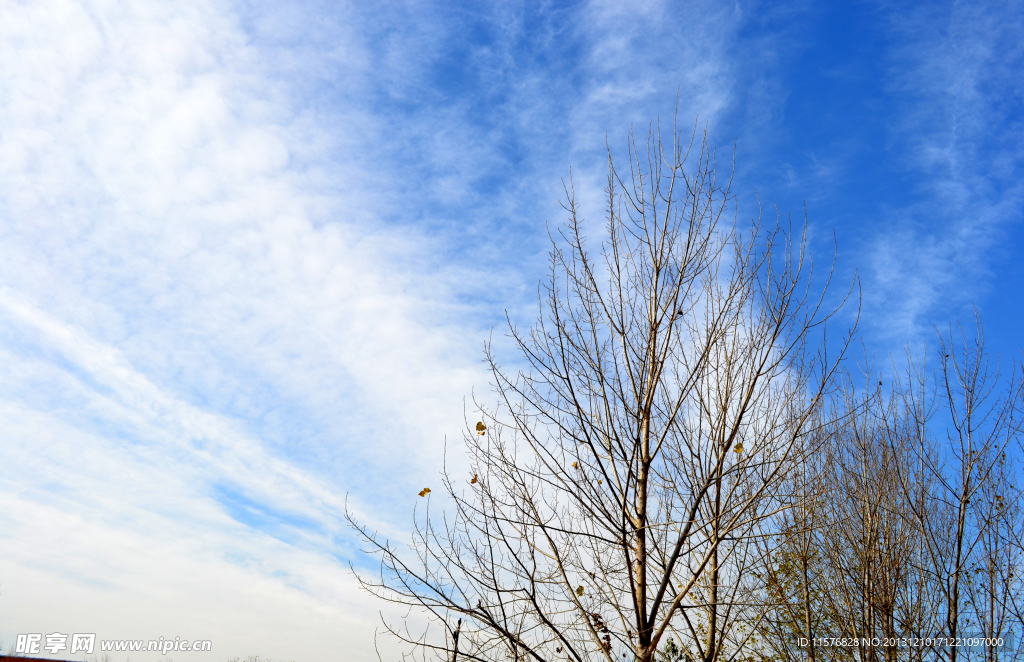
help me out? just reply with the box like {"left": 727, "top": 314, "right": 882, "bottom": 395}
{"left": 418, "top": 488, "right": 431, "bottom": 497}
{"left": 572, "top": 462, "right": 578, "bottom": 469}
{"left": 470, "top": 474, "right": 478, "bottom": 484}
{"left": 475, "top": 421, "right": 486, "bottom": 432}
{"left": 576, "top": 586, "right": 584, "bottom": 596}
{"left": 734, "top": 443, "right": 744, "bottom": 454}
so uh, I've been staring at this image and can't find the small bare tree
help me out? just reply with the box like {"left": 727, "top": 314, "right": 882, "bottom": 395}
{"left": 754, "top": 321, "right": 1024, "bottom": 662}
{"left": 750, "top": 415, "right": 840, "bottom": 662}
{"left": 821, "top": 384, "right": 920, "bottom": 662}
{"left": 348, "top": 122, "right": 854, "bottom": 662}
{"left": 752, "top": 379, "right": 925, "bottom": 662}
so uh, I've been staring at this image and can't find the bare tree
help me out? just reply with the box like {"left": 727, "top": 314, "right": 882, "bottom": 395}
{"left": 754, "top": 320, "right": 1024, "bottom": 662}
{"left": 752, "top": 378, "right": 925, "bottom": 662}
{"left": 819, "top": 382, "right": 920, "bottom": 662}
{"left": 348, "top": 122, "right": 854, "bottom": 662}
{"left": 750, "top": 415, "right": 841, "bottom": 662}
{"left": 965, "top": 446, "right": 1024, "bottom": 662}
{"left": 928, "top": 321, "right": 1024, "bottom": 662}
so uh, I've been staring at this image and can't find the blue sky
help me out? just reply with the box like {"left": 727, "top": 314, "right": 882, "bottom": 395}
{"left": 0, "top": 1, "right": 1021, "bottom": 660}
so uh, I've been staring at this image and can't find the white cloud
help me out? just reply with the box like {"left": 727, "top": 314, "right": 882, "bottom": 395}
{"left": 0, "top": 0, "right": 488, "bottom": 658}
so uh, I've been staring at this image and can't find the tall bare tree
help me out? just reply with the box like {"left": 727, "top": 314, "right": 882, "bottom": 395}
{"left": 348, "top": 122, "right": 854, "bottom": 662}
{"left": 928, "top": 321, "right": 1024, "bottom": 662}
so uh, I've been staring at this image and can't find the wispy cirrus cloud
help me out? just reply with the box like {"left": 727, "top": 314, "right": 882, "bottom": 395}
{"left": 865, "top": 0, "right": 1024, "bottom": 341}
